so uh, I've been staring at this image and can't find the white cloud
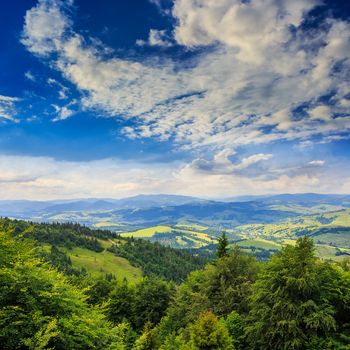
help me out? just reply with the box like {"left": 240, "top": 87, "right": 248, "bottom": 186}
{"left": 51, "top": 103, "right": 75, "bottom": 121}
{"left": 21, "top": 0, "right": 70, "bottom": 56}
{"left": 308, "top": 105, "right": 332, "bottom": 121}
{"left": 0, "top": 95, "right": 19, "bottom": 122}
{"left": 47, "top": 78, "right": 69, "bottom": 99}
{"left": 137, "top": 29, "right": 171, "bottom": 47}
{"left": 185, "top": 151, "right": 273, "bottom": 175}
{"left": 309, "top": 160, "right": 325, "bottom": 166}
{"left": 172, "top": 0, "right": 318, "bottom": 66}
{"left": 21, "top": 0, "right": 350, "bottom": 151}
{"left": 52, "top": 105, "right": 74, "bottom": 121}
{"left": 0, "top": 154, "right": 346, "bottom": 200}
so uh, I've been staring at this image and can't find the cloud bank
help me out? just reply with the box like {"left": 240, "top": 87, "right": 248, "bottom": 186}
{"left": 0, "top": 155, "right": 347, "bottom": 200}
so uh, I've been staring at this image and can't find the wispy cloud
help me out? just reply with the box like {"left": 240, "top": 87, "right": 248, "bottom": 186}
{"left": 309, "top": 160, "right": 325, "bottom": 166}
{"left": 21, "top": 0, "right": 350, "bottom": 151}
{"left": 0, "top": 95, "right": 19, "bottom": 122}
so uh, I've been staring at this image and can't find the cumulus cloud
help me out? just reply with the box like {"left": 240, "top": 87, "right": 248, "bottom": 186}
{"left": 308, "top": 105, "right": 332, "bottom": 121}
{"left": 187, "top": 150, "right": 273, "bottom": 175}
{"left": 137, "top": 29, "right": 172, "bottom": 47}
{"left": 21, "top": 0, "right": 350, "bottom": 151}
{"left": 172, "top": 0, "right": 318, "bottom": 65}
{"left": 21, "top": 0, "right": 71, "bottom": 56}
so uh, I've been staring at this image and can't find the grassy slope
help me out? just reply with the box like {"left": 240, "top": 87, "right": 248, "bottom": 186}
{"left": 120, "top": 225, "right": 173, "bottom": 238}
{"left": 65, "top": 246, "right": 142, "bottom": 283}
{"left": 235, "top": 238, "right": 281, "bottom": 250}
{"left": 119, "top": 224, "right": 215, "bottom": 248}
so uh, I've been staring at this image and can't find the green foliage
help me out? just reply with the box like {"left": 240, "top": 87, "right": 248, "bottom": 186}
{"left": 217, "top": 231, "right": 229, "bottom": 258}
{"left": 0, "top": 217, "right": 111, "bottom": 251}
{"left": 178, "top": 311, "right": 234, "bottom": 350}
{"left": 41, "top": 244, "right": 80, "bottom": 276}
{"left": 0, "top": 217, "right": 204, "bottom": 283}
{"left": 110, "top": 238, "right": 208, "bottom": 282}
{"left": 225, "top": 311, "right": 245, "bottom": 350}
{"left": 133, "top": 322, "right": 154, "bottom": 350}
{"left": 87, "top": 277, "right": 115, "bottom": 305}
{"left": 108, "top": 280, "right": 136, "bottom": 325}
{"left": 1, "top": 217, "right": 350, "bottom": 350}
{"left": 245, "top": 237, "right": 349, "bottom": 350}
{"left": 108, "top": 277, "right": 173, "bottom": 331}
{"left": 156, "top": 247, "right": 258, "bottom": 340}
{"left": 133, "top": 277, "right": 173, "bottom": 330}
{"left": 0, "top": 232, "right": 125, "bottom": 349}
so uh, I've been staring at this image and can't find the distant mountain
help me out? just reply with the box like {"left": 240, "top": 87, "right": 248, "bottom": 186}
{"left": 111, "top": 201, "right": 298, "bottom": 227}
{"left": 112, "top": 194, "right": 205, "bottom": 209}
{"left": 223, "top": 193, "right": 350, "bottom": 207}
{"left": 0, "top": 194, "right": 204, "bottom": 218}
{"left": 0, "top": 200, "right": 55, "bottom": 216}
{"left": 259, "top": 193, "right": 350, "bottom": 207}
{"left": 1, "top": 193, "right": 350, "bottom": 229}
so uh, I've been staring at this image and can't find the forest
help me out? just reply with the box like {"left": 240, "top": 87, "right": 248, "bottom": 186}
{"left": 0, "top": 219, "right": 349, "bottom": 349}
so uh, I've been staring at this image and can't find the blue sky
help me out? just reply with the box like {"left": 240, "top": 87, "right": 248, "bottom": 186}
{"left": 0, "top": 0, "right": 349, "bottom": 199}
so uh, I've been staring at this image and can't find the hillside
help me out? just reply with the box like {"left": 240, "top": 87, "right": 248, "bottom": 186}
{"left": 1, "top": 230, "right": 349, "bottom": 349}
{"left": 119, "top": 209, "right": 350, "bottom": 261}
{"left": 0, "top": 218, "right": 207, "bottom": 283}
{"left": 1, "top": 194, "right": 350, "bottom": 261}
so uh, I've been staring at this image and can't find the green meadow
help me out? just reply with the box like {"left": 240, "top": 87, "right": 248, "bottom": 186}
{"left": 65, "top": 246, "right": 142, "bottom": 283}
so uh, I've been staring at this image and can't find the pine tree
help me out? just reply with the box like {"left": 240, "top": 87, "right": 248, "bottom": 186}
{"left": 217, "top": 231, "right": 229, "bottom": 258}
{"left": 245, "top": 237, "right": 344, "bottom": 350}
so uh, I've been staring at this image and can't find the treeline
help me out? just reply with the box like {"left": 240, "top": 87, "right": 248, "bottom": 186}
{"left": 109, "top": 238, "right": 208, "bottom": 282}
{"left": 0, "top": 218, "right": 110, "bottom": 252}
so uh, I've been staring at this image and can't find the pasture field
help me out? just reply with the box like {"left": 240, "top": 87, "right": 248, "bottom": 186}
{"left": 65, "top": 246, "right": 142, "bottom": 283}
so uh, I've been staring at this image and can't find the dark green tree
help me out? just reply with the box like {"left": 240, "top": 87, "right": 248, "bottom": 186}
{"left": 155, "top": 247, "right": 258, "bottom": 343}
{"left": 245, "top": 237, "right": 347, "bottom": 350}
{"left": 107, "top": 280, "right": 135, "bottom": 325}
{"left": 217, "top": 231, "right": 229, "bottom": 258}
{"left": 133, "top": 277, "right": 173, "bottom": 330}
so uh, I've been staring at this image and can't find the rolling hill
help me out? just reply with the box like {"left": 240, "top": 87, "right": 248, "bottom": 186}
{"left": 1, "top": 194, "right": 350, "bottom": 261}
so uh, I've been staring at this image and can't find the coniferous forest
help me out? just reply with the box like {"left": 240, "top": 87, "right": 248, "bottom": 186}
{"left": 0, "top": 218, "right": 349, "bottom": 349}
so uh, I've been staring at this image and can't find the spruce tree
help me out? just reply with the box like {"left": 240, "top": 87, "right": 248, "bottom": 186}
{"left": 217, "top": 231, "right": 229, "bottom": 258}
{"left": 245, "top": 237, "right": 344, "bottom": 350}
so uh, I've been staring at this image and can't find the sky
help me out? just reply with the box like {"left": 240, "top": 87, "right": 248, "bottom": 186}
{"left": 0, "top": 0, "right": 349, "bottom": 200}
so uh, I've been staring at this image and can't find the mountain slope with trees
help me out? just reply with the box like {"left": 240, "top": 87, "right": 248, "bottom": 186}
{"left": 0, "top": 219, "right": 349, "bottom": 349}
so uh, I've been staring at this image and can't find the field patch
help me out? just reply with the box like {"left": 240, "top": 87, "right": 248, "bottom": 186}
{"left": 66, "top": 247, "right": 142, "bottom": 283}
{"left": 233, "top": 238, "right": 281, "bottom": 250}
{"left": 120, "top": 225, "right": 173, "bottom": 238}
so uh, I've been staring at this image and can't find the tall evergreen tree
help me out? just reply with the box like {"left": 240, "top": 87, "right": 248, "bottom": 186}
{"left": 217, "top": 231, "right": 229, "bottom": 258}
{"left": 245, "top": 237, "right": 347, "bottom": 350}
